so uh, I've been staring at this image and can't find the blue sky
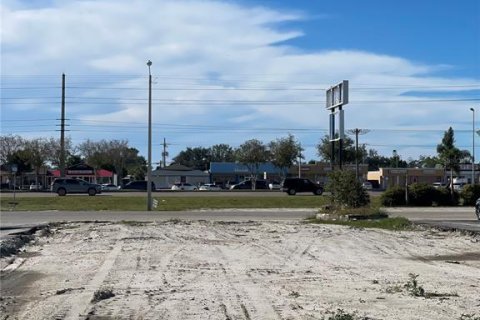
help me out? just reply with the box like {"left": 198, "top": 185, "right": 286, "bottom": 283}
{"left": 1, "top": 0, "right": 479, "bottom": 165}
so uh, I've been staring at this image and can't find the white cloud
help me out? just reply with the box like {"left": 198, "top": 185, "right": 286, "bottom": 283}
{"left": 1, "top": 0, "right": 478, "bottom": 161}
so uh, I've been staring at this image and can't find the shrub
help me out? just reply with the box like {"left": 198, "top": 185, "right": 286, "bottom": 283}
{"left": 408, "top": 183, "right": 437, "bottom": 206}
{"left": 432, "top": 187, "right": 459, "bottom": 206}
{"left": 381, "top": 186, "right": 406, "bottom": 206}
{"left": 460, "top": 184, "right": 480, "bottom": 206}
{"left": 326, "top": 170, "right": 370, "bottom": 208}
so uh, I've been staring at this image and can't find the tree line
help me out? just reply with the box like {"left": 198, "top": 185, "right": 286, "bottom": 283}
{"left": 0, "top": 127, "right": 471, "bottom": 182}
{"left": 0, "top": 135, "right": 146, "bottom": 181}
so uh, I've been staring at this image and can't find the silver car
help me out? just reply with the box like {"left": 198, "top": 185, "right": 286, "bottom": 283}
{"left": 51, "top": 178, "right": 102, "bottom": 196}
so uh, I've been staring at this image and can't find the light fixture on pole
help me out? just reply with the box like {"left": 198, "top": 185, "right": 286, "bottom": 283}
{"left": 470, "top": 107, "right": 475, "bottom": 184}
{"left": 147, "top": 60, "right": 153, "bottom": 211}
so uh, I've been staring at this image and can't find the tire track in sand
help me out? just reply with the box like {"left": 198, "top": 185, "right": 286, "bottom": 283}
{"left": 62, "top": 228, "right": 128, "bottom": 320}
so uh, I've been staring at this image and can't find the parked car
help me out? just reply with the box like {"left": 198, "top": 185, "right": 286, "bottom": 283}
{"left": 230, "top": 180, "right": 268, "bottom": 190}
{"left": 101, "top": 183, "right": 119, "bottom": 191}
{"left": 199, "top": 183, "right": 222, "bottom": 191}
{"left": 362, "top": 181, "right": 373, "bottom": 190}
{"left": 453, "top": 183, "right": 465, "bottom": 191}
{"left": 268, "top": 181, "right": 281, "bottom": 190}
{"left": 475, "top": 198, "right": 480, "bottom": 220}
{"left": 432, "top": 182, "right": 445, "bottom": 189}
{"left": 51, "top": 178, "right": 102, "bottom": 196}
{"left": 121, "top": 180, "right": 156, "bottom": 191}
{"left": 281, "top": 178, "right": 323, "bottom": 196}
{"left": 171, "top": 183, "right": 197, "bottom": 191}
{"left": 29, "top": 182, "right": 43, "bottom": 191}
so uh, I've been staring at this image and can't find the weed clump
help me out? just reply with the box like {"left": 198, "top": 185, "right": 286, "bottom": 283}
{"left": 322, "top": 309, "right": 370, "bottom": 320}
{"left": 404, "top": 273, "right": 425, "bottom": 297}
{"left": 91, "top": 288, "right": 115, "bottom": 303}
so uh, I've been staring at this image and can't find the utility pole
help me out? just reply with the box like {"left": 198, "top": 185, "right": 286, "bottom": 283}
{"left": 470, "top": 108, "right": 475, "bottom": 184}
{"left": 147, "top": 60, "right": 153, "bottom": 211}
{"left": 298, "top": 155, "right": 302, "bottom": 178}
{"left": 347, "top": 128, "right": 370, "bottom": 181}
{"left": 162, "top": 138, "right": 168, "bottom": 168}
{"left": 60, "top": 73, "right": 66, "bottom": 177}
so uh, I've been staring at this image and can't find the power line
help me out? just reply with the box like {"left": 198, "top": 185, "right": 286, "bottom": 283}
{"left": 3, "top": 98, "right": 479, "bottom": 105}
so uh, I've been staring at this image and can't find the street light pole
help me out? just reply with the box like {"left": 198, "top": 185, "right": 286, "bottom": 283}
{"left": 147, "top": 60, "right": 153, "bottom": 211}
{"left": 470, "top": 107, "right": 475, "bottom": 185}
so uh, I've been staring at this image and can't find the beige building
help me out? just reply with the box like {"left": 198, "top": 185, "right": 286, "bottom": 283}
{"left": 289, "top": 163, "right": 369, "bottom": 185}
{"left": 368, "top": 167, "right": 445, "bottom": 189}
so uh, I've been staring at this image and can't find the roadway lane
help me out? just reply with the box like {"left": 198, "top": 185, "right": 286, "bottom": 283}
{"left": 385, "top": 207, "right": 480, "bottom": 233}
{"left": 2, "top": 207, "right": 479, "bottom": 238}
{"left": 1, "top": 190, "right": 290, "bottom": 198}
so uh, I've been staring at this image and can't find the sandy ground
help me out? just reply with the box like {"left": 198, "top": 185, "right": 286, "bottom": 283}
{"left": 1, "top": 220, "right": 479, "bottom": 320}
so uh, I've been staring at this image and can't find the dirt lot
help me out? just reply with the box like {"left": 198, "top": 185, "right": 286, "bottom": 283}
{"left": 1, "top": 220, "right": 479, "bottom": 320}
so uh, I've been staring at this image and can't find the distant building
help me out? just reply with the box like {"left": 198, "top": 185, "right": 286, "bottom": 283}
{"left": 151, "top": 164, "right": 209, "bottom": 189}
{"left": 288, "top": 163, "right": 369, "bottom": 185}
{"left": 209, "top": 162, "right": 286, "bottom": 186}
{"left": 367, "top": 167, "right": 445, "bottom": 189}
{"left": 50, "top": 163, "right": 113, "bottom": 184}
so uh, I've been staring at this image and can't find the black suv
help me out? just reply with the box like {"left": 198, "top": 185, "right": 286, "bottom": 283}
{"left": 281, "top": 178, "right": 323, "bottom": 196}
{"left": 121, "top": 180, "right": 156, "bottom": 191}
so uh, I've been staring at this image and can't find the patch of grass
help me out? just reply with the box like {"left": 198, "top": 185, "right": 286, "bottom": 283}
{"left": 322, "top": 309, "right": 370, "bottom": 320}
{"left": 119, "top": 220, "right": 150, "bottom": 226}
{"left": 307, "top": 216, "right": 413, "bottom": 231}
{"left": 460, "top": 314, "right": 480, "bottom": 320}
{"left": 386, "top": 274, "right": 459, "bottom": 299}
{"left": 0, "top": 195, "right": 330, "bottom": 211}
{"left": 322, "top": 206, "right": 389, "bottom": 219}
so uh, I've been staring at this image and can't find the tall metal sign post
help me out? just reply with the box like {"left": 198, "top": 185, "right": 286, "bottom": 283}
{"left": 326, "top": 80, "right": 349, "bottom": 169}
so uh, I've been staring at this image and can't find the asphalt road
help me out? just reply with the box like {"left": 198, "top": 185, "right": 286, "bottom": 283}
{"left": 2, "top": 190, "right": 479, "bottom": 235}
{"left": 386, "top": 207, "right": 480, "bottom": 233}
{"left": 2, "top": 190, "right": 292, "bottom": 198}
{"left": 1, "top": 206, "right": 479, "bottom": 238}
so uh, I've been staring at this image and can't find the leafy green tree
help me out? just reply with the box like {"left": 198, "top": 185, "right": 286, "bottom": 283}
{"left": 408, "top": 155, "right": 441, "bottom": 168}
{"left": 23, "top": 138, "right": 50, "bottom": 184}
{"left": 172, "top": 147, "right": 210, "bottom": 170}
{"left": 4, "top": 149, "right": 32, "bottom": 174}
{"left": 77, "top": 139, "right": 107, "bottom": 173}
{"left": 124, "top": 148, "right": 146, "bottom": 180}
{"left": 0, "top": 135, "right": 24, "bottom": 165}
{"left": 365, "top": 149, "right": 407, "bottom": 170}
{"left": 236, "top": 139, "right": 269, "bottom": 189}
{"left": 45, "top": 137, "right": 73, "bottom": 168}
{"left": 210, "top": 144, "right": 235, "bottom": 162}
{"left": 316, "top": 134, "right": 365, "bottom": 164}
{"left": 77, "top": 139, "right": 146, "bottom": 181}
{"left": 66, "top": 154, "right": 83, "bottom": 167}
{"left": 269, "top": 134, "right": 302, "bottom": 179}
{"left": 437, "top": 127, "right": 470, "bottom": 192}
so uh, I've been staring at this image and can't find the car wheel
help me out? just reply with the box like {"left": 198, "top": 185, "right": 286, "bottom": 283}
{"left": 88, "top": 188, "right": 97, "bottom": 196}
{"left": 314, "top": 188, "right": 323, "bottom": 196}
{"left": 288, "top": 189, "right": 296, "bottom": 196}
{"left": 57, "top": 188, "right": 66, "bottom": 196}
